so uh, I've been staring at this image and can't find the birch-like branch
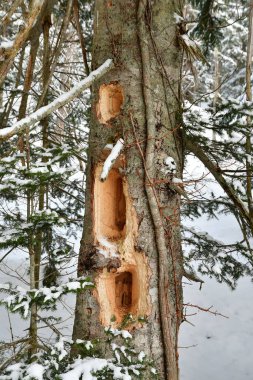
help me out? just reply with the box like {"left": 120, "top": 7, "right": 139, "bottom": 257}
{"left": 0, "top": 59, "right": 114, "bottom": 141}
{"left": 100, "top": 139, "right": 124, "bottom": 181}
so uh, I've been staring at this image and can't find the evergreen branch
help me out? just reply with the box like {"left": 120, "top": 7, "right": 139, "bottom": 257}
{"left": 185, "top": 137, "right": 253, "bottom": 233}
{"left": 0, "top": 344, "right": 29, "bottom": 372}
{"left": 0, "top": 278, "right": 94, "bottom": 318}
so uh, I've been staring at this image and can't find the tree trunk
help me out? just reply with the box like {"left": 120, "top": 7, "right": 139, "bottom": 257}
{"left": 72, "top": 1, "right": 184, "bottom": 379}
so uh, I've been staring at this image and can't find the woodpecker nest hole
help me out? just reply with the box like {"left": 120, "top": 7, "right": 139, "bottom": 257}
{"left": 94, "top": 165, "right": 126, "bottom": 240}
{"left": 93, "top": 160, "right": 151, "bottom": 328}
{"left": 97, "top": 83, "right": 124, "bottom": 125}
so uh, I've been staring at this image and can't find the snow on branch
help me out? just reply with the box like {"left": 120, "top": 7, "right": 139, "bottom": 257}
{"left": 1, "top": 331, "right": 157, "bottom": 379}
{"left": 0, "top": 278, "right": 94, "bottom": 318}
{"left": 100, "top": 138, "right": 124, "bottom": 181}
{"left": 0, "top": 59, "right": 114, "bottom": 141}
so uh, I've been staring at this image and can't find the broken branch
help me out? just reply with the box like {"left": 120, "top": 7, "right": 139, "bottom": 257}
{"left": 0, "top": 59, "right": 114, "bottom": 141}
{"left": 100, "top": 138, "right": 124, "bottom": 181}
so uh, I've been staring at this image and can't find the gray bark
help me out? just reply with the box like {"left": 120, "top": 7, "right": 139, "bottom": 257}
{"left": 72, "top": 2, "right": 184, "bottom": 379}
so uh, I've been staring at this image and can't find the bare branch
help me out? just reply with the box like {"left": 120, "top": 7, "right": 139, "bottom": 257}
{"left": 185, "top": 137, "right": 253, "bottom": 233}
{"left": 0, "top": 1, "right": 46, "bottom": 87}
{"left": 73, "top": 0, "right": 90, "bottom": 75}
{"left": 0, "top": 343, "right": 29, "bottom": 371}
{"left": 184, "top": 303, "right": 229, "bottom": 319}
{"left": 0, "top": 338, "right": 29, "bottom": 352}
{"left": 36, "top": 0, "right": 74, "bottom": 109}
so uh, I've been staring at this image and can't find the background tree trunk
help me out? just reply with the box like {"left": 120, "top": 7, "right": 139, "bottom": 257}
{"left": 72, "top": 1, "right": 184, "bottom": 379}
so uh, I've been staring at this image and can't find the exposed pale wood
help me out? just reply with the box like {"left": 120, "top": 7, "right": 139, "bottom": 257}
{"left": 96, "top": 83, "right": 124, "bottom": 125}
{"left": 94, "top": 163, "right": 151, "bottom": 327}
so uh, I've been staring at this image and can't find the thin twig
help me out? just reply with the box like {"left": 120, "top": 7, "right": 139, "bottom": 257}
{"left": 184, "top": 303, "right": 229, "bottom": 318}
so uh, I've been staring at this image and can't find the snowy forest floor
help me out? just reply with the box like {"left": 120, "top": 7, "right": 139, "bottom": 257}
{"left": 180, "top": 276, "right": 253, "bottom": 380}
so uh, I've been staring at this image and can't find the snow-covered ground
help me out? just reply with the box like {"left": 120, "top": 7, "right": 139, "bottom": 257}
{"left": 180, "top": 276, "right": 253, "bottom": 380}
{"left": 179, "top": 167, "right": 253, "bottom": 380}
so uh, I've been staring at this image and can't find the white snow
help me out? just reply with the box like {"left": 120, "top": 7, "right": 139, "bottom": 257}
{"left": 0, "top": 39, "right": 14, "bottom": 50}
{"left": 121, "top": 330, "right": 132, "bottom": 339}
{"left": 54, "top": 338, "right": 69, "bottom": 361}
{"left": 105, "top": 327, "right": 132, "bottom": 339}
{"left": 0, "top": 363, "right": 23, "bottom": 380}
{"left": 164, "top": 156, "right": 176, "bottom": 169}
{"left": 172, "top": 177, "right": 183, "bottom": 184}
{"left": 100, "top": 139, "right": 124, "bottom": 181}
{"left": 180, "top": 276, "right": 253, "bottom": 380}
{"left": 25, "top": 363, "right": 44, "bottom": 380}
{"left": 138, "top": 351, "right": 145, "bottom": 362}
{"left": 97, "top": 236, "right": 118, "bottom": 257}
{"left": 0, "top": 156, "right": 16, "bottom": 163}
{"left": 181, "top": 34, "right": 197, "bottom": 48}
{"left": 65, "top": 282, "right": 81, "bottom": 291}
{"left": 60, "top": 357, "right": 108, "bottom": 380}
{"left": 174, "top": 13, "right": 184, "bottom": 23}
{"left": 0, "top": 283, "right": 10, "bottom": 290}
{"left": 29, "top": 167, "right": 49, "bottom": 174}
{"left": 163, "top": 156, "right": 177, "bottom": 175}
{"left": 104, "top": 143, "right": 114, "bottom": 150}
{"left": 85, "top": 341, "right": 93, "bottom": 350}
